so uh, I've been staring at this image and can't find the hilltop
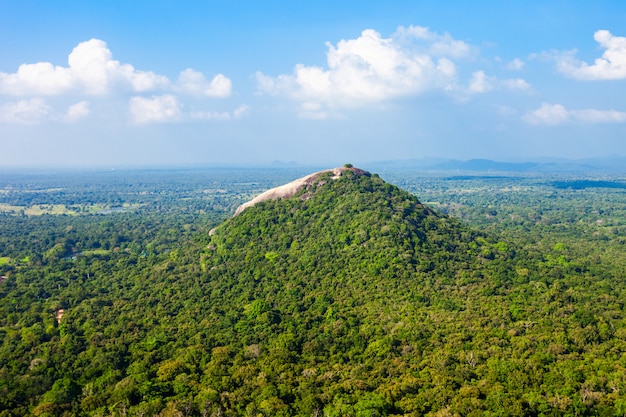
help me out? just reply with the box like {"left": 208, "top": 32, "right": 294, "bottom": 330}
{"left": 233, "top": 165, "right": 370, "bottom": 216}
{"left": 209, "top": 166, "right": 492, "bottom": 285}
{"left": 197, "top": 167, "right": 523, "bottom": 415}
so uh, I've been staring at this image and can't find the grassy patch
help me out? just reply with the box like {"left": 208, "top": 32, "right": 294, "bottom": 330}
{"left": 0, "top": 204, "right": 79, "bottom": 215}
{"left": 0, "top": 257, "right": 11, "bottom": 266}
{"left": 23, "top": 204, "right": 78, "bottom": 215}
{"left": 0, "top": 204, "right": 24, "bottom": 214}
{"left": 0, "top": 203, "right": 142, "bottom": 216}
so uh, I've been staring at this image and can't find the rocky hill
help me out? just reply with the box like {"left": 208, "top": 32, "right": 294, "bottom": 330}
{"left": 233, "top": 166, "right": 371, "bottom": 216}
{"left": 197, "top": 167, "right": 525, "bottom": 415}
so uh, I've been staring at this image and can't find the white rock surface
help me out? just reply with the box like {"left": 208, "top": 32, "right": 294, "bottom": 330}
{"left": 233, "top": 167, "right": 365, "bottom": 216}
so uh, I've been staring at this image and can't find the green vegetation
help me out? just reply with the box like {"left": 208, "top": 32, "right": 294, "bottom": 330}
{"left": 0, "top": 167, "right": 626, "bottom": 416}
{"left": 551, "top": 179, "right": 626, "bottom": 190}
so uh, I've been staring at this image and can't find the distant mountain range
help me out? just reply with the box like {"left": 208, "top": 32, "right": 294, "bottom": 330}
{"left": 366, "top": 155, "right": 626, "bottom": 174}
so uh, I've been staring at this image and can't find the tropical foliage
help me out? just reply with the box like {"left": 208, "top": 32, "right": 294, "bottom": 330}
{"left": 1, "top": 168, "right": 626, "bottom": 416}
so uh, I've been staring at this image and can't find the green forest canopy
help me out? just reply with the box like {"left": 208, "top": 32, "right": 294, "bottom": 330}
{"left": 0, "top": 167, "right": 626, "bottom": 416}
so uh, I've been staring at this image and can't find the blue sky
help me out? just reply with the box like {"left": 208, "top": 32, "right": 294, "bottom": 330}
{"left": 1, "top": 1, "right": 626, "bottom": 167}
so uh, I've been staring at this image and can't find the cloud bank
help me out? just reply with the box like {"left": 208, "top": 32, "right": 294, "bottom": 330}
{"left": 175, "top": 69, "right": 232, "bottom": 98}
{"left": 257, "top": 27, "right": 461, "bottom": 110}
{"left": 524, "top": 103, "right": 626, "bottom": 125}
{"left": 0, "top": 39, "right": 243, "bottom": 125}
{"left": 129, "top": 96, "right": 251, "bottom": 124}
{"left": 0, "top": 39, "right": 231, "bottom": 97}
{"left": 556, "top": 30, "right": 626, "bottom": 80}
{"left": 63, "top": 101, "right": 91, "bottom": 123}
{"left": 0, "top": 98, "right": 95, "bottom": 125}
{"left": 0, "top": 98, "right": 51, "bottom": 124}
{"left": 257, "top": 26, "right": 529, "bottom": 117}
{"left": 129, "top": 95, "right": 181, "bottom": 124}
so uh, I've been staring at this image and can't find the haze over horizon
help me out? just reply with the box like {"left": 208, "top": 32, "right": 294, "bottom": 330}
{"left": 1, "top": 1, "right": 626, "bottom": 168}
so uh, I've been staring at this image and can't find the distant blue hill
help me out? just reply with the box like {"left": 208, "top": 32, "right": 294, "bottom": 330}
{"left": 368, "top": 156, "right": 626, "bottom": 174}
{"left": 431, "top": 159, "right": 543, "bottom": 172}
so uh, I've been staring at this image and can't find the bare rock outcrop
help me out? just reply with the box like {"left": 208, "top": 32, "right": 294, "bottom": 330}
{"left": 233, "top": 166, "right": 369, "bottom": 216}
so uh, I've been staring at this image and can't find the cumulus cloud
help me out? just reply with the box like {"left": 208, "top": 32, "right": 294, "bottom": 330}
{"left": 468, "top": 71, "right": 493, "bottom": 93}
{"left": 0, "top": 63, "right": 73, "bottom": 96}
{"left": 256, "top": 26, "right": 468, "bottom": 115}
{"left": 500, "top": 78, "right": 531, "bottom": 91}
{"left": 175, "top": 69, "right": 232, "bottom": 97}
{"left": 0, "top": 39, "right": 237, "bottom": 126}
{"left": 257, "top": 26, "right": 530, "bottom": 116}
{"left": 575, "top": 108, "right": 626, "bottom": 123}
{"left": 63, "top": 101, "right": 90, "bottom": 123}
{"left": 467, "top": 71, "right": 530, "bottom": 95}
{"left": 0, "top": 98, "right": 51, "bottom": 124}
{"left": 0, "top": 99, "right": 93, "bottom": 124}
{"left": 524, "top": 102, "right": 626, "bottom": 125}
{"left": 129, "top": 95, "right": 181, "bottom": 124}
{"left": 0, "top": 39, "right": 232, "bottom": 99}
{"left": 523, "top": 103, "right": 570, "bottom": 125}
{"left": 394, "top": 25, "right": 475, "bottom": 59}
{"left": 0, "top": 39, "right": 169, "bottom": 95}
{"left": 507, "top": 58, "right": 525, "bottom": 70}
{"left": 555, "top": 30, "right": 626, "bottom": 80}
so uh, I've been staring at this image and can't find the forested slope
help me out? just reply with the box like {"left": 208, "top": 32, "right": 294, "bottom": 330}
{"left": 1, "top": 168, "right": 626, "bottom": 416}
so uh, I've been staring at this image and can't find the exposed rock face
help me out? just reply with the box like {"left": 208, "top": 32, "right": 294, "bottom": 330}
{"left": 233, "top": 166, "right": 370, "bottom": 216}
{"left": 55, "top": 309, "right": 65, "bottom": 324}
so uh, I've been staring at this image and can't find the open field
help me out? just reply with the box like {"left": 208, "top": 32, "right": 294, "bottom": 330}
{"left": 0, "top": 202, "right": 143, "bottom": 216}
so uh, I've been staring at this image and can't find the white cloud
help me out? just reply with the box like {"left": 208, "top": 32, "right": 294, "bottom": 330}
{"left": 67, "top": 39, "right": 170, "bottom": 94}
{"left": 256, "top": 27, "right": 466, "bottom": 113}
{"left": 468, "top": 71, "right": 493, "bottom": 93}
{"left": 0, "top": 98, "right": 51, "bottom": 124}
{"left": 555, "top": 30, "right": 626, "bottom": 80}
{"left": 0, "top": 39, "right": 237, "bottom": 127}
{"left": 175, "top": 69, "right": 232, "bottom": 97}
{"left": 524, "top": 102, "right": 626, "bottom": 125}
{"left": 296, "top": 101, "right": 343, "bottom": 120}
{"left": 0, "top": 63, "right": 73, "bottom": 96}
{"left": 129, "top": 94, "right": 181, "bottom": 124}
{"left": 190, "top": 110, "right": 231, "bottom": 121}
{"left": 524, "top": 103, "right": 570, "bottom": 125}
{"left": 0, "top": 39, "right": 232, "bottom": 99}
{"left": 575, "top": 108, "right": 626, "bottom": 123}
{"left": 0, "top": 98, "right": 92, "bottom": 124}
{"left": 394, "top": 25, "right": 474, "bottom": 59}
{"left": 507, "top": 58, "right": 525, "bottom": 70}
{"left": 63, "top": 101, "right": 90, "bottom": 123}
{"left": 501, "top": 78, "right": 531, "bottom": 91}
{"left": 467, "top": 71, "right": 530, "bottom": 95}
{"left": 232, "top": 104, "right": 250, "bottom": 118}
{"left": 257, "top": 26, "right": 529, "bottom": 116}
{"left": 0, "top": 39, "right": 169, "bottom": 95}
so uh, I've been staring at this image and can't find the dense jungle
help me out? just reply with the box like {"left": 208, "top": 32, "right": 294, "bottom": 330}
{"left": 1, "top": 166, "right": 626, "bottom": 416}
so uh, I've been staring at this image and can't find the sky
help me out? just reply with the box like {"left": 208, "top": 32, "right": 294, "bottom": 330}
{"left": 1, "top": 0, "right": 626, "bottom": 168}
